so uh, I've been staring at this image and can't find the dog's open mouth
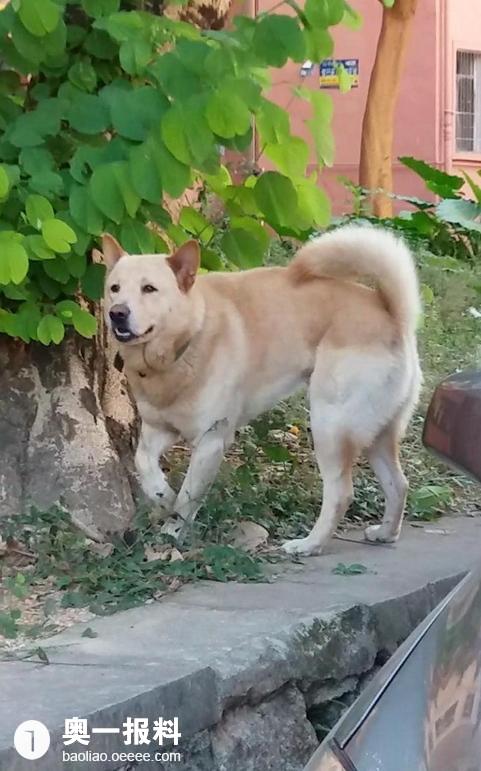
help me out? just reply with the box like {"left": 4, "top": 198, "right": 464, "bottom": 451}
{"left": 113, "top": 325, "right": 154, "bottom": 343}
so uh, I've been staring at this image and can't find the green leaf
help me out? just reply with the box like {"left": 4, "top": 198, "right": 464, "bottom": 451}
{"left": 463, "top": 172, "right": 481, "bottom": 204}
{"left": 206, "top": 91, "right": 251, "bottom": 139}
{"left": 129, "top": 139, "right": 163, "bottom": 203}
{"left": 119, "top": 38, "right": 152, "bottom": 76}
{"left": 120, "top": 220, "right": 155, "bottom": 254}
{"left": 26, "top": 194, "right": 54, "bottom": 228}
{"left": 67, "top": 94, "right": 110, "bottom": 135}
{"left": 28, "top": 171, "right": 63, "bottom": 197}
{"left": 342, "top": 3, "right": 363, "bottom": 29}
{"left": 179, "top": 207, "right": 214, "bottom": 244}
{"left": 72, "top": 308, "right": 97, "bottom": 338}
{"left": 253, "top": 15, "right": 305, "bottom": 67}
{"left": 338, "top": 64, "right": 353, "bottom": 93}
{"left": 107, "top": 85, "right": 169, "bottom": 142}
{"left": 0, "top": 239, "right": 29, "bottom": 285}
{"left": 89, "top": 164, "right": 124, "bottom": 224}
{"left": 254, "top": 172, "right": 298, "bottom": 228}
{"left": 256, "top": 99, "right": 290, "bottom": 145}
{"left": 68, "top": 59, "right": 97, "bottom": 93}
{"left": 161, "top": 105, "right": 190, "bottom": 165}
{"left": 264, "top": 136, "right": 309, "bottom": 178}
{"left": 304, "top": 0, "right": 345, "bottom": 27}
{"left": 0, "top": 165, "right": 10, "bottom": 199}
{"left": 262, "top": 443, "right": 292, "bottom": 463}
{"left": 42, "top": 219, "right": 78, "bottom": 253}
{"left": 81, "top": 627, "right": 99, "bottom": 639}
{"left": 70, "top": 186, "right": 104, "bottom": 236}
{"left": 410, "top": 484, "right": 452, "bottom": 519}
{"left": 81, "top": 263, "right": 106, "bottom": 301}
{"left": 82, "top": 0, "right": 120, "bottom": 17}
{"left": 221, "top": 227, "right": 265, "bottom": 268}
{"left": 305, "top": 27, "right": 333, "bottom": 61}
{"left": 18, "top": 0, "right": 60, "bottom": 37}
{"left": 55, "top": 299, "right": 80, "bottom": 322}
{"left": 37, "top": 314, "right": 65, "bottom": 345}
{"left": 307, "top": 92, "right": 335, "bottom": 166}
{"left": 90, "top": 161, "right": 140, "bottom": 223}
{"left": 161, "top": 101, "right": 216, "bottom": 169}
{"left": 26, "top": 234, "right": 55, "bottom": 261}
{"left": 154, "top": 141, "right": 190, "bottom": 199}
{"left": 201, "top": 247, "right": 223, "bottom": 271}
{"left": 435, "top": 198, "right": 481, "bottom": 232}
{"left": 112, "top": 161, "right": 140, "bottom": 218}
{"left": 332, "top": 562, "right": 368, "bottom": 576}
{"left": 382, "top": 0, "right": 395, "bottom": 6}
{"left": 43, "top": 257, "right": 71, "bottom": 283}
{"left": 399, "top": 156, "right": 464, "bottom": 198}
{"left": 295, "top": 178, "right": 331, "bottom": 228}
{"left": 20, "top": 147, "right": 54, "bottom": 176}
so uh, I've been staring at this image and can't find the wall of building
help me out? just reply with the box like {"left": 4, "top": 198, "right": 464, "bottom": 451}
{"left": 261, "top": 0, "right": 441, "bottom": 214}
{"left": 446, "top": 0, "right": 481, "bottom": 188}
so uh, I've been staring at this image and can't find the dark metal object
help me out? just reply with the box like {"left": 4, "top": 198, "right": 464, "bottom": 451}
{"left": 423, "top": 369, "right": 481, "bottom": 482}
{"left": 305, "top": 370, "right": 481, "bottom": 771}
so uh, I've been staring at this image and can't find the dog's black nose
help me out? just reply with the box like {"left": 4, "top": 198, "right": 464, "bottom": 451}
{"left": 109, "top": 304, "right": 130, "bottom": 325}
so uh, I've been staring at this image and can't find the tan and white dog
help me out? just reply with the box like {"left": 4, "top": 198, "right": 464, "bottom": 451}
{"left": 98, "top": 225, "right": 422, "bottom": 556}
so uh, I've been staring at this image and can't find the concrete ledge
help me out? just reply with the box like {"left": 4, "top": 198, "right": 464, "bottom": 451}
{"left": 1, "top": 516, "right": 480, "bottom": 771}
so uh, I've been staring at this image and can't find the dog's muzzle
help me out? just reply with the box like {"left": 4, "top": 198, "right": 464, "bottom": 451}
{"left": 109, "top": 303, "right": 136, "bottom": 342}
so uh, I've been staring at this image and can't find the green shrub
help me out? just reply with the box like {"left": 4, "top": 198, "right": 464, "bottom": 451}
{"left": 0, "top": 0, "right": 363, "bottom": 345}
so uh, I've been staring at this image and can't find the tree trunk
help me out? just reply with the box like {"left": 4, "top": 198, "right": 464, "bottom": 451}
{"left": 0, "top": 326, "right": 138, "bottom": 541}
{"left": 359, "top": 0, "right": 419, "bottom": 217}
{"left": 0, "top": 0, "right": 235, "bottom": 539}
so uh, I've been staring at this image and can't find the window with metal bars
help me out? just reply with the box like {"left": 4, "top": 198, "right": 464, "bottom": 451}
{"left": 456, "top": 50, "right": 481, "bottom": 153}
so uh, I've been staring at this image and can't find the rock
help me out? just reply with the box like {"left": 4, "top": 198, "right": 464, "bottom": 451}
{"left": 211, "top": 685, "right": 318, "bottom": 771}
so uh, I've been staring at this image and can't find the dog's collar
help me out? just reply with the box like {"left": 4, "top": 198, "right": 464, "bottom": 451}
{"left": 113, "top": 336, "right": 193, "bottom": 379}
{"left": 138, "top": 335, "right": 193, "bottom": 378}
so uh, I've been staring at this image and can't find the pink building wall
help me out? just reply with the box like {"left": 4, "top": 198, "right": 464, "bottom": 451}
{"left": 258, "top": 0, "right": 481, "bottom": 214}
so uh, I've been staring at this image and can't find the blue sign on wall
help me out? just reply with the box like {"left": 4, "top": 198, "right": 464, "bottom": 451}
{"left": 319, "top": 58, "right": 359, "bottom": 88}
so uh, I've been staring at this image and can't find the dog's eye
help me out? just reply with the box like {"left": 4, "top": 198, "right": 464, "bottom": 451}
{"left": 111, "top": 284, "right": 120, "bottom": 293}
{"left": 142, "top": 284, "right": 158, "bottom": 294}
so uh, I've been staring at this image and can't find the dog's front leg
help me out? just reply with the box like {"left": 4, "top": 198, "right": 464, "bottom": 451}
{"left": 161, "top": 420, "right": 229, "bottom": 544}
{"left": 135, "top": 422, "right": 178, "bottom": 519}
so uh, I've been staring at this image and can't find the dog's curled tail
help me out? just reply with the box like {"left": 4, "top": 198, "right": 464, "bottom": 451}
{"left": 288, "top": 224, "right": 421, "bottom": 335}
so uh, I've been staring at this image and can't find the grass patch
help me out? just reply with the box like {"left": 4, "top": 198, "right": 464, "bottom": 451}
{"left": 1, "top": 249, "right": 480, "bottom": 643}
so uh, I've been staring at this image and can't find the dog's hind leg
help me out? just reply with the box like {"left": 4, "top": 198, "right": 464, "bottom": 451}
{"left": 364, "top": 423, "right": 408, "bottom": 543}
{"left": 135, "top": 422, "right": 178, "bottom": 518}
{"left": 282, "top": 422, "right": 356, "bottom": 557}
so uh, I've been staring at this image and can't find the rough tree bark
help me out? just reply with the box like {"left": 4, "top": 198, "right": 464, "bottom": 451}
{"left": 0, "top": 0, "right": 235, "bottom": 538}
{"left": 359, "top": 0, "right": 419, "bottom": 217}
{"left": 0, "top": 319, "right": 138, "bottom": 540}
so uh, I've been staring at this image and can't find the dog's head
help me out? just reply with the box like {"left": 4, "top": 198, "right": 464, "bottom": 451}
{"left": 95, "top": 234, "right": 200, "bottom": 345}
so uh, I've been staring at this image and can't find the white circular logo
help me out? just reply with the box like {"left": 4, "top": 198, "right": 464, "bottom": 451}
{"left": 14, "top": 720, "right": 50, "bottom": 760}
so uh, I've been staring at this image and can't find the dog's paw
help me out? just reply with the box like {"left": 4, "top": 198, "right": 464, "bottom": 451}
{"left": 281, "top": 537, "right": 323, "bottom": 557}
{"left": 364, "top": 524, "right": 400, "bottom": 544}
{"left": 161, "top": 514, "right": 186, "bottom": 542}
{"left": 141, "top": 480, "right": 176, "bottom": 507}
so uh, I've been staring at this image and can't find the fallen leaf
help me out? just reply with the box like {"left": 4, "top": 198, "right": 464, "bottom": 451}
{"left": 288, "top": 425, "right": 300, "bottom": 436}
{"left": 144, "top": 544, "right": 171, "bottom": 562}
{"left": 169, "top": 548, "right": 184, "bottom": 563}
{"left": 86, "top": 541, "right": 114, "bottom": 558}
{"left": 232, "top": 521, "right": 269, "bottom": 552}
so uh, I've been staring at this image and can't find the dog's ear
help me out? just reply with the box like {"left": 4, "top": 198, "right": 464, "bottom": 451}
{"left": 167, "top": 240, "right": 200, "bottom": 293}
{"left": 94, "top": 233, "right": 126, "bottom": 269}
